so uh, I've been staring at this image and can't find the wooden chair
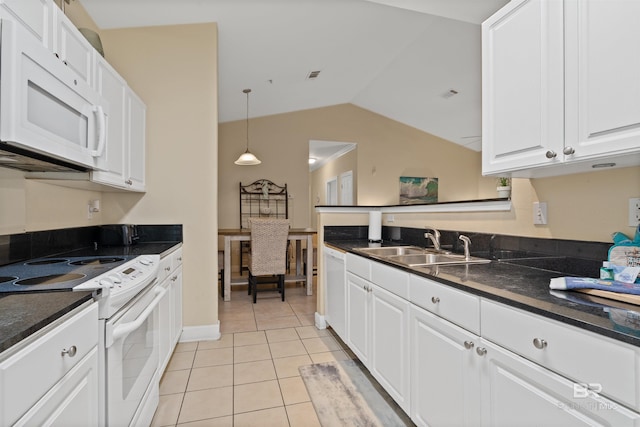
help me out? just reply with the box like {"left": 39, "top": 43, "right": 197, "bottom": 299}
{"left": 247, "top": 218, "right": 290, "bottom": 303}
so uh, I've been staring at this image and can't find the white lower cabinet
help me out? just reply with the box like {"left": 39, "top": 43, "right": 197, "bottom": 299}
{"left": 15, "top": 348, "right": 99, "bottom": 427}
{"left": 410, "top": 305, "right": 481, "bottom": 427}
{"left": 158, "top": 246, "right": 183, "bottom": 374}
{"left": 346, "top": 272, "right": 371, "bottom": 366}
{"left": 371, "top": 283, "right": 410, "bottom": 412}
{"left": 0, "top": 302, "right": 99, "bottom": 426}
{"left": 480, "top": 338, "right": 640, "bottom": 426}
{"left": 170, "top": 265, "right": 183, "bottom": 346}
{"left": 346, "top": 267, "right": 411, "bottom": 413}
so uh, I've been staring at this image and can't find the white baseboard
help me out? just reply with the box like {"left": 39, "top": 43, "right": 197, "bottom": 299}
{"left": 315, "top": 312, "right": 326, "bottom": 329}
{"left": 179, "top": 321, "right": 221, "bottom": 342}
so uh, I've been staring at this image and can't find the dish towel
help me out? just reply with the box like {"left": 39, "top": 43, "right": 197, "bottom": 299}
{"left": 550, "top": 277, "right": 640, "bottom": 295}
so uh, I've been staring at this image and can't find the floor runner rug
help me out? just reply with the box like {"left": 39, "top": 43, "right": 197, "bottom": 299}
{"left": 299, "top": 360, "right": 410, "bottom": 427}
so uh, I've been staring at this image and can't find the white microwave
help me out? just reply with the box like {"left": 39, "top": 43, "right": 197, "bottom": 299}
{"left": 0, "top": 18, "right": 108, "bottom": 172}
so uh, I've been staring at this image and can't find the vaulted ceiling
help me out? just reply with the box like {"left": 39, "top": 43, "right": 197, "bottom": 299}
{"left": 81, "top": 0, "right": 508, "bottom": 152}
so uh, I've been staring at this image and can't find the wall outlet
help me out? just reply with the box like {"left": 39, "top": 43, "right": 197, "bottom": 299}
{"left": 533, "top": 202, "right": 547, "bottom": 225}
{"left": 629, "top": 198, "right": 640, "bottom": 227}
{"left": 387, "top": 214, "right": 395, "bottom": 223}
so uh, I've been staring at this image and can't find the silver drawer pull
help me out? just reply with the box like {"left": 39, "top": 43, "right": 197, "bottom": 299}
{"left": 464, "top": 341, "right": 474, "bottom": 350}
{"left": 61, "top": 345, "right": 77, "bottom": 357}
{"left": 431, "top": 296, "right": 440, "bottom": 304}
{"left": 165, "top": 267, "right": 171, "bottom": 271}
{"left": 476, "top": 347, "right": 487, "bottom": 356}
{"left": 533, "top": 338, "right": 548, "bottom": 349}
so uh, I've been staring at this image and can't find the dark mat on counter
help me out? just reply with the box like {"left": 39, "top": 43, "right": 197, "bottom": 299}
{"left": 299, "top": 360, "right": 410, "bottom": 427}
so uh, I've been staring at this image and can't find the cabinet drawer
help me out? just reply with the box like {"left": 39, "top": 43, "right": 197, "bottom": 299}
{"left": 0, "top": 303, "right": 98, "bottom": 426}
{"left": 158, "top": 255, "right": 172, "bottom": 282}
{"left": 371, "top": 261, "right": 409, "bottom": 299}
{"left": 481, "top": 299, "right": 640, "bottom": 411}
{"left": 410, "top": 274, "right": 480, "bottom": 334}
{"left": 171, "top": 246, "right": 183, "bottom": 269}
{"left": 346, "top": 253, "right": 371, "bottom": 281}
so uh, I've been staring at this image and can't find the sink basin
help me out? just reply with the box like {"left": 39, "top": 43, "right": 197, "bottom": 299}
{"left": 386, "top": 253, "right": 491, "bottom": 267}
{"left": 354, "top": 246, "right": 429, "bottom": 257}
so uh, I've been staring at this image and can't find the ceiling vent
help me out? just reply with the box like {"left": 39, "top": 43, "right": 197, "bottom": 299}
{"left": 306, "top": 70, "right": 322, "bottom": 80}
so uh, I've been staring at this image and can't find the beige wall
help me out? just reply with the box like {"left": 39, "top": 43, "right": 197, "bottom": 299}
{"left": 318, "top": 166, "right": 640, "bottom": 244}
{"left": 219, "top": 103, "right": 495, "bottom": 229}
{"left": 98, "top": 23, "right": 219, "bottom": 329}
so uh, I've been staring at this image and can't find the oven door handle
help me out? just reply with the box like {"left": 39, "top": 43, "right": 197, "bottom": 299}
{"left": 107, "top": 286, "right": 166, "bottom": 348}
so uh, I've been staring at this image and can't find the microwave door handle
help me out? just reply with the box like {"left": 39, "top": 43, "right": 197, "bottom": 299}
{"left": 90, "top": 105, "right": 106, "bottom": 157}
{"left": 107, "top": 285, "right": 165, "bottom": 348}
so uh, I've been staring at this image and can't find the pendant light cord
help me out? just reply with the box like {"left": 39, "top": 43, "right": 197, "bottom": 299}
{"left": 244, "top": 89, "right": 251, "bottom": 152}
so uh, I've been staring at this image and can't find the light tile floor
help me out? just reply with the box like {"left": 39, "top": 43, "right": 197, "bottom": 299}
{"left": 151, "top": 282, "right": 356, "bottom": 427}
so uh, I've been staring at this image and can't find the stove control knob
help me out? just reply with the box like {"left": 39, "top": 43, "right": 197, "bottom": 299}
{"left": 99, "top": 278, "right": 114, "bottom": 288}
{"left": 108, "top": 274, "right": 122, "bottom": 284}
{"left": 139, "top": 257, "right": 152, "bottom": 266}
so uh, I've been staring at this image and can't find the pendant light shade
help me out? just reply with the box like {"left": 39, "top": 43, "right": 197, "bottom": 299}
{"left": 235, "top": 89, "right": 261, "bottom": 165}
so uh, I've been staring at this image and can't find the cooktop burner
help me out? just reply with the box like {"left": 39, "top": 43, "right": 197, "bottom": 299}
{"left": 25, "top": 259, "right": 69, "bottom": 265}
{"left": 15, "top": 273, "right": 86, "bottom": 286}
{"left": 69, "top": 257, "right": 125, "bottom": 266}
{"left": 0, "top": 255, "right": 134, "bottom": 293}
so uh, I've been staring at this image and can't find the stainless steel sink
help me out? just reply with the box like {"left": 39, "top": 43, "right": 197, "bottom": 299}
{"left": 386, "top": 253, "right": 491, "bottom": 267}
{"left": 354, "top": 246, "right": 430, "bottom": 257}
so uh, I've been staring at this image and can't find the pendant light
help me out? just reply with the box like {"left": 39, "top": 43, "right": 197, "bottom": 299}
{"left": 234, "top": 89, "right": 261, "bottom": 165}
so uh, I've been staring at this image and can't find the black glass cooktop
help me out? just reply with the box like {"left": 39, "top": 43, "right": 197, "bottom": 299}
{"left": 0, "top": 255, "right": 133, "bottom": 293}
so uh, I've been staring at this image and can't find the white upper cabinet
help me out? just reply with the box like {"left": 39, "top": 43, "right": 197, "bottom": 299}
{"left": 92, "top": 56, "right": 127, "bottom": 187}
{"left": 92, "top": 57, "right": 146, "bottom": 192}
{"left": 52, "top": 7, "right": 94, "bottom": 86}
{"left": 482, "top": 0, "right": 564, "bottom": 174}
{"left": 482, "top": 0, "right": 640, "bottom": 177}
{"left": 0, "top": 0, "right": 54, "bottom": 48}
{"left": 564, "top": 0, "right": 640, "bottom": 160}
{"left": 126, "top": 89, "right": 146, "bottom": 191}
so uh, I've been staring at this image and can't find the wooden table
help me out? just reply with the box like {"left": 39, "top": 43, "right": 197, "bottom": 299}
{"left": 218, "top": 228, "right": 316, "bottom": 301}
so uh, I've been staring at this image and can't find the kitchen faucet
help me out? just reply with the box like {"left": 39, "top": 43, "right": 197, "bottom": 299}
{"left": 459, "top": 235, "right": 472, "bottom": 260}
{"left": 424, "top": 227, "right": 441, "bottom": 251}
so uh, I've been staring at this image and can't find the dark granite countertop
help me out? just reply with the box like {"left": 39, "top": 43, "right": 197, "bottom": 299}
{"left": 0, "top": 241, "right": 182, "bottom": 355}
{"left": 0, "top": 291, "right": 95, "bottom": 354}
{"left": 327, "top": 240, "right": 640, "bottom": 348}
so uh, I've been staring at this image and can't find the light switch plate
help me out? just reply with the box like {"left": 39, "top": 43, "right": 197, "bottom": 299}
{"left": 533, "top": 202, "right": 547, "bottom": 225}
{"left": 629, "top": 198, "right": 640, "bottom": 227}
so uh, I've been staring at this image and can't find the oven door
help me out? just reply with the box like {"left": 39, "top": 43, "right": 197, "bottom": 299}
{"left": 0, "top": 18, "right": 107, "bottom": 170}
{"left": 104, "top": 284, "right": 165, "bottom": 427}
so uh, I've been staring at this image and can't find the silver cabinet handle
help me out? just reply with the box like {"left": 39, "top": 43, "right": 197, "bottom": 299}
{"left": 431, "top": 296, "right": 440, "bottom": 304}
{"left": 165, "top": 267, "right": 171, "bottom": 272}
{"left": 563, "top": 146, "right": 575, "bottom": 155}
{"left": 125, "top": 179, "right": 133, "bottom": 185}
{"left": 170, "top": 275, "right": 178, "bottom": 281}
{"left": 61, "top": 345, "right": 77, "bottom": 357}
{"left": 533, "top": 338, "right": 548, "bottom": 349}
{"left": 464, "top": 341, "right": 474, "bottom": 350}
{"left": 545, "top": 150, "right": 557, "bottom": 159}
{"left": 476, "top": 347, "right": 487, "bottom": 356}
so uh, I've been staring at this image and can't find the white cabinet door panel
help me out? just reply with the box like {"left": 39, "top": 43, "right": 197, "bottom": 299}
{"left": 410, "top": 305, "right": 481, "bottom": 427}
{"left": 481, "top": 339, "right": 640, "bottom": 427}
{"left": 346, "top": 272, "right": 371, "bottom": 366}
{"left": 565, "top": 0, "right": 640, "bottom": 159}
{"left": 371, "top": 285, "right": 410, "bottom": 412}
{"left": 482, "top": 0, "right": 564, "bottom": 174}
